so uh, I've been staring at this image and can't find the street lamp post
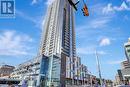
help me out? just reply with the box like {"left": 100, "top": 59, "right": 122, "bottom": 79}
{"left": 90, "top": 74, "right": 93, "bottom": 87}
{"left": 95, "top": 50, "right": 102, "bottom": 87}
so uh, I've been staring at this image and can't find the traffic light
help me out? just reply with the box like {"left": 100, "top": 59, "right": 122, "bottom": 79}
{"left": 81, "top": 5, "right": 89, "bottom": 16}
{"left": 68, "top": 0, "right": 89, "bottom": 16}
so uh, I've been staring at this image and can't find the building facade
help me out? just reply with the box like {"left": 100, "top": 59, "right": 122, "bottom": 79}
{"left": 123, "top": 38, "right": 130, "bottom": 84}
{"left": 121, "top": 60, "right": 130, "bottom": 69}
{"left": 11, "top": 55, "right": 89, "bottom": 87}
{"left": 0, "top": 65, "right": 14, "bottom": 77}
{"left": 115, "top": 60, "right": 130, "bottom": 85}
{"left": 39, "top": 0, "right": 76, "bottom": 58}
{"left": 124, "top": 38, "right": 130, "bottom": 63}
{"left": 11, "top": 54, "right": 61, "bottom": 87}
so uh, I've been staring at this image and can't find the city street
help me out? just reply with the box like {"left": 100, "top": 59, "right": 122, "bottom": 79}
{"left": 0, "top": 0, "right": 130, "bottom": 87}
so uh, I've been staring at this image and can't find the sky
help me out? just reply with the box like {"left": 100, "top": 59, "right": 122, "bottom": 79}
{"left": 0, "top": 0, "right": 130, "bottom": 80}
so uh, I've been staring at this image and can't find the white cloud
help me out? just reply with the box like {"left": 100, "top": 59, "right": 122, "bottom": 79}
{"left": 98, "top": 51, "right": 107, "bottom": 55}
{"left": 103, "top": 1, "right": 130, "bottom": 14}
{"left": 77, "top": 47, "right": 94, "bottom": 55}
{"left": 100, "top": 38, "right": 111, "bottom": 46}
{"left": 90, "top": 3, "right": 105, "bottom": 16}
{"left": 77, "top": 46, "right": 106, "bottom": 55}
{"left": 31, "top": 0, "right": 56, "bottom": 8}
{"left": 75, "top": 17, "right": 112, "bottom": 41}
{"left": 45, "top": 0, "right": 55, "bottom": 5}
{"left": 16, "top": 10, "right": 37, "bottom": 23}
{"left": 90, "top": 17, "right": 111, "bottom": 29}
{"left": 16, "top": 10, "right": 44, "bottom": 29}
{"left": 31, "top": 0, "right": 43, "bottom": 5}
{"left": 0, "top": 30, "right": 33, "bottom": 56}
{"left": 102, "top": 3, "right": 114, "bottom": 14}
{"left": 31, "top": 0, "right": 39, "bottom": 5}
{"left": 114, "top": 2, "right": 130, "bottom": 11}
{"left": 76, "top": 17, "right": 111, "bottom": 31}
{"left": 107, "top": 60, "right": 123, "bottom": 65}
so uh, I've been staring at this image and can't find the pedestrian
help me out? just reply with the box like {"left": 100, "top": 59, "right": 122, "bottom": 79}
{"left": 102, "top": 82, "right": 106, "bottom": 87}
{"left": 21, "top": 80, "right": 28, "bottom": 87}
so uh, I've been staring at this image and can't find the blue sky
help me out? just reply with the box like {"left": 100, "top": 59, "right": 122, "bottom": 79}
{"left": 0, "top": 0, "right": 130, "bottom": 80}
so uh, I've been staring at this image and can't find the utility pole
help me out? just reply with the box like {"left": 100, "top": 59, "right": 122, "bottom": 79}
{"left": 95, "top": 50, "right": 102, "bottom": 87}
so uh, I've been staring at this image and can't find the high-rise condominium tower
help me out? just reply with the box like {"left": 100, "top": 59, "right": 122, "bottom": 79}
{"left": 39, "top": 0, "right": 76, "bottom": 58}
{"left": 39, "top": 0, "right": 77, "bottom": 86}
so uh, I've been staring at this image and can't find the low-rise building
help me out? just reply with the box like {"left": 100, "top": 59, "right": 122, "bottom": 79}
{"left": 11, "top": 54, "right": 61, "bottom": 87}
{"left": 115, "top": 71, "right": 123, "bottom": 85}
{"left": 115, "top": 60, "right": 130, "bottom": 85}
{"left": 121, "top": 68, "right": 130, "bottom": 84}
{"left": 121, "top": 61, "right": 130, "bottom": 69}
{"left": 0, "top": 65, "right": 14, "bottom": 77}
{"left": 11, "top": 54, "right": 90, "bottom": 87}
{"left": 121, "top": 60, "right": 130, "bottom": 84}
{"left": 124, "top": 38, "right": 130, "bottom": 63}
